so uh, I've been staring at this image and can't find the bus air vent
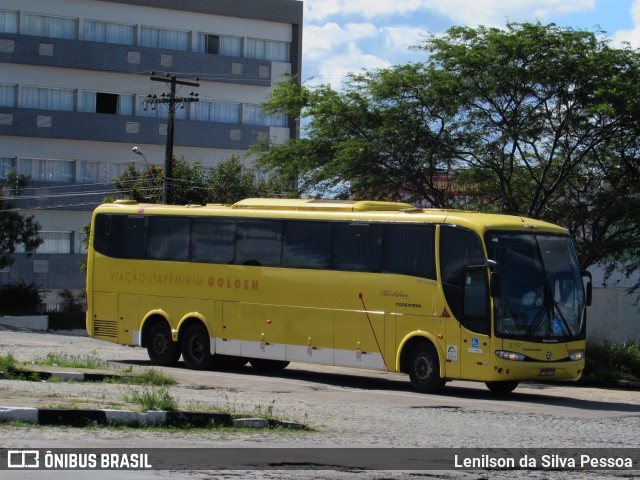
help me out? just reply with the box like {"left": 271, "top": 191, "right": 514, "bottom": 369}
{"left": 93, "top": 320, "right": 118, "bottom": 338}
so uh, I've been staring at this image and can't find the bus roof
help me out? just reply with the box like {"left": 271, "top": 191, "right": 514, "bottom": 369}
{"left": 98, "top": 199, "right": 568, "bottom": 235}
{"left": 232, "top": 198, "right": 416, "bottom": 212}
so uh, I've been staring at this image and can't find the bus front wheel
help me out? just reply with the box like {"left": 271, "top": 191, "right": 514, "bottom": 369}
{"left": 181, "top": 323, "right": 212, "bottom": 370}
{"left": 408, "top": 343, "right": 445, "bottom": 393}
{"left": 485, "top": 380, "right": 519, "bottom": 394}
{"left": 146, "top": 322, "right": 180, "bottom": 366}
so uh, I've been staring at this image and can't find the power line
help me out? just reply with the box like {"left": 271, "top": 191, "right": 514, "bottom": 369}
{"left": 143, "top": 73, "right": 200, "bottom": 204}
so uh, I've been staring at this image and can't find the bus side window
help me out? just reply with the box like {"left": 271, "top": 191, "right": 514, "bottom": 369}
{"left": 93, "top": 213, "right": 126, "bottom": 257}
{"left": 439, "top": 226, "right": 487, "bottom": 333}
{"left": 236, "top": 220, "right": 283, "bottom": 267}
{"left": 332, "top": 223, "right": 383, "bottom": 272}
{"left": 191, "top": 219, "right": 236, "bottom": 264}
{"left": 148, "top": 217, "right": 190, "bottom": 261}
{"left": 283, "top": 221, "right": 332, "bottom": 269}
{"left": 383, "top": 224, "right": 436, "bottom": 279}
{"left": 123, "top": 216, "right": 148, "bottom": 259}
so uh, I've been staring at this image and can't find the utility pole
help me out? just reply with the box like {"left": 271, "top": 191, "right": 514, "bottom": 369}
{"left": 143, "top": 73, "right": 199, "bottom": 204}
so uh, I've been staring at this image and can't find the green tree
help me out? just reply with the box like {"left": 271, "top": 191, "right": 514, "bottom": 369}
{"left": 113, "top": 156, "right": 291, "bottom": 206}
{"left": 113, "top": 162, "right": 163, "bottom": 203}
{"left": 206, "top": 156, "right": 292, "bottom": 204}
{"left": 257, "top": 22, "right": 640, "bottom": 284}
{"left": 0, "top": 169, "right": 43, "bottom": 270}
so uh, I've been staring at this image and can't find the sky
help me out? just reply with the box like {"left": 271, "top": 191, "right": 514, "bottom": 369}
{"left": 301, "top": 0, "right": 640, "bottom": 85}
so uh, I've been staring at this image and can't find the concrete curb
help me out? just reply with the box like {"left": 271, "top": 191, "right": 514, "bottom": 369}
{"left": 0, "top": 407, "right": 307, "bottom": 429}
{"left": 0, "top": 406, "right": 231, "bottom": 428}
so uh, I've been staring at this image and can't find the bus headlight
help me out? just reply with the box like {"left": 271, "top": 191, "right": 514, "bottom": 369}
{"left": 569, "top": 350, "right": 585, "bottom": 361}
{"left": 495, "top": 350, "right": 525, "bottom": 361}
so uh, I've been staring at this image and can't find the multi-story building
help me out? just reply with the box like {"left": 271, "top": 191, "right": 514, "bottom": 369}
{"left": 0, "top": 0, "right": 303, "bottom": 308}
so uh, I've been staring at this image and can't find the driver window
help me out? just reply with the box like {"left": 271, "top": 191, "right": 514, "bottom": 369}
{"left": 439, "top": 226, "right": 488, "bottom": 334}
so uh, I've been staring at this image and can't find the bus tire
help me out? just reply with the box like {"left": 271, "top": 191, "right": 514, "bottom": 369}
{"left": 408, "top": 342, "right": 445, "bottom": 393}
{"left": 249, "top": 359, "right": 289, "bottom": 372}
{"left": 485, "top": 380, "right": 519, "bottom": 394}
{"left": 181, "top": 323, "right": 212, "bottom": 370}
{"left": 146, "top": 321, "right": 181, "bottom": 366}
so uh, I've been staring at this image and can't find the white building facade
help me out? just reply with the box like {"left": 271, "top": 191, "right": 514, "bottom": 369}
{"left": 0, "top": 0, "right": 303, "bottom": 306}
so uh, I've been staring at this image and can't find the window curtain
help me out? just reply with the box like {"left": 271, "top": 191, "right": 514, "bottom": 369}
{"left": 195, "top": 101, "right": 240, "bottom": 123}
{"left": 0, "top": 10, "right": 18, "bottom": 33}
{"left": 18, "top": 158, "right": 74, "bottom": 183}
{"left": 197, "top": 34, "right": 242, "bottom": 56}
{"left": 0, "top": 84, "right": 15, "bottom": 107}
{"left": 244, "top": 104, "right": 286, "bottom": 127}
{"left": 118, "top": 94, "right": 134, "bottom": 115}
{"left": 20, "top": 87, "right": 75, "bottom": 111}
{"left": 84, "top": 20, "right": 135, "bottom": 45}
{"left": 23, "top": 13, "right": 77, "bottom": 39}
{"left": 140, "top": 26, "right": 189, "bottom": 51}
{"left": 37, "top": 232, "right": 72, "bottom": 254}
{"left": 220, "top": 36, "right": 242, "bottom": 56}
{"left": 246, "top": 39, "right": 289, "bottom": 61}
{"left": 79, "top": 91, "right": 96, "bottom": 113}
{"left": 79, "top": 161, "right": 130, "bottom": 184}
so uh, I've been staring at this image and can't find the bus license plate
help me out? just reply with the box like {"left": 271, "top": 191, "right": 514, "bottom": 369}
{"left": 539, "top": 368, "right": 556, "bottom": 377}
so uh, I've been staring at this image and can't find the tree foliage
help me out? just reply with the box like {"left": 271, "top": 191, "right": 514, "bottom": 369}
{"left": 113, "top": 155, "right": 291, "bottom": 206}
{"left": 256, "top": 22, "right": 640, "bottom": 285}
{"left": 0, "top": 169, "right": 43, "bottom": 270}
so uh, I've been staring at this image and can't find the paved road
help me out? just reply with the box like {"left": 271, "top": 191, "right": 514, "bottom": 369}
{"left": 0, "top": 328, "right": 638, "bottom": 479}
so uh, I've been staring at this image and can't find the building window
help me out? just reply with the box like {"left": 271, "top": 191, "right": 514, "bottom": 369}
{"left": 80, "top": 92, "right": 134, "bottom": 116}
{"left": 197, "top": 33, "right": 242, "bottom": 57}
{"left": 0, "top": 157, "right": 15, "bottom": 179}
{"left": 20, "top": 86, "right": 75, "bottom": 111}
{"left": 84, "top": 20, "right": 135, "bottom": 45}
{"left": 140, "top": 26, "right": 189, "bottom": 51}
{"left": 22, "top": 13, "right": 78, "bottom": 39}
{"left": 244, "top": 104, "right": 287, "bottom": 127}
{"left": 18, "top": 158, "right": 74, "bottom": 183}
{"left": 194, "top": 101, "right": 241, "bottom": 123}
{"left": 246, "top": 38, "right": 289, "bottom": 62}
{"left": 0, "top": 10, "right": 18, "bottom": 34}
{"left": 78, "top": 161, "right": 130, "bottom": 184}
{"left": 37, "top": 232, "right": 72, "bottom": 254}
{"left": 0, "top": 84, "right": 15, "bottom": 107}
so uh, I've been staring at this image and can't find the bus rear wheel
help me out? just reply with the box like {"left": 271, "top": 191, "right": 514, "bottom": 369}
{"left": 408, "top": 343, "right": 445, "bottom": 393}
{"left": 249, "top": 359, "right": 289, "bottom": 372}
{"left": 181, "top": 323, "right": 212, "bottom": 370}
{"left": 485, "top": 380, "right": 519, "bottom": 394}
{"left": 146, "top": 322, "right": 180, "bottom": 366}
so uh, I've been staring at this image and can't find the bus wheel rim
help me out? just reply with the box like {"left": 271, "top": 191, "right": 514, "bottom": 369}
{"left": 415, "top": 353, "right": 433, "bottom": 382}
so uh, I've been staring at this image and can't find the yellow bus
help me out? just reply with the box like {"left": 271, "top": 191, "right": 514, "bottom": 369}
{"left": 86, "top": 198, "right": 592, "bottom": 394}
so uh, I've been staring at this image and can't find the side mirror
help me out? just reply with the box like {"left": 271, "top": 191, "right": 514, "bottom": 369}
{"left": 581, "top": 270, "right": 592, "bottom": 307}
{"left": 486, "top": 260, "right": 500, "bottom": 297}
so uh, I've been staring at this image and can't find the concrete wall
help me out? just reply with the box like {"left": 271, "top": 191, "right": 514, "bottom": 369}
{"left": 588, "top": 287, "right": 639, "bottom": 343}
{"left": 0, "top": 315, "right": 48, "bottom": 331}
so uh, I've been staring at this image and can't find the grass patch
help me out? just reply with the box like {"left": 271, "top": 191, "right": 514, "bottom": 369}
{"left": 36, "top": 352, "right": 106, "bottom": 370}
{"left": 0, "top": 353, "right": 39, "bottom": 381}
{"left": 106, "top": 369, "right": 177, "bottom": 386}
{"left": 582, "top": 340, "right": 640, "bottom": 384}
{"left": 122, "top": 386, "right": 178, "bottom": 412}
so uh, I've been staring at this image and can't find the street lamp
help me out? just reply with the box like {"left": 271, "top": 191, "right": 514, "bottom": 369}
{"left": 132, "top": 146, "right": 160, "bottom": 194}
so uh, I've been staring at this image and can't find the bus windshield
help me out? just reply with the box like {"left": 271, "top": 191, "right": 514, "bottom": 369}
{"left": 486, "top": 233, "right": 586, "bottom": 341}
